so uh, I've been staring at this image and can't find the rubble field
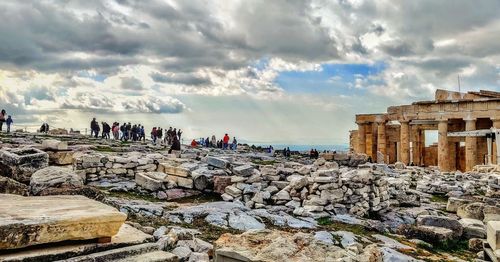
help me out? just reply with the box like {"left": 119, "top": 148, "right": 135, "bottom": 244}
{"left": 1, "top": 131, "right": 500, "bottom": 262}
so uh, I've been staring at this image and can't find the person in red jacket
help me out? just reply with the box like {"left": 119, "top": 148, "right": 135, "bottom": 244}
{"left": 223, "top": 133, "right": 230, "bottom": 150}
{"left": 191, "top": 139, "right": 198, "bottom": 147}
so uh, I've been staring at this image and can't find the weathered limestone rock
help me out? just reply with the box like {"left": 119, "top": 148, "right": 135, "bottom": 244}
{"left": 214, "top": 229, "right": 350, "bottom": 262}
{"left": 457, "top": 202, "right": 484, "bottom": 220}
{"left": 0, "top": 176, "right": 29, "bottom": 195}
{"left": 135, "top": 172, "right": 166, "bottom": 191}
{"left": 0, "top": 148, "right": 49, "bottom": 183}
{"left": 487, "top": 221, "right": 500, "bottom": 250}
{"left": 416, "top": 215, "right": 463, "bottom": 238}
{"left": 233, "top": 165, "right": 254, "bottom": 177}
{"left": 207, "top": 157, "right": 229, "bottom": 169}
{"left": 213, "top": 176, "right": 232, "bottom": 194}
{"left": 0, "top": 194, "right": 126, "bottom": 249}
{"left": 48, "top": 151, "right": 75, "bottom": 165}
{"left": 41, "top": 139, "right": 68, "bottom": 151}
{"left": 29, "top": 166, "right": 84, "bottom": 195}
{"left": 397, "top": 224, "right": 454, "bottom": 244}
{"left": 446, "top": 197, "right": 473, "bottom": 212}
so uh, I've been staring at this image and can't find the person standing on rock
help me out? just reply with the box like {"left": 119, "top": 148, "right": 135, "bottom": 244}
{"left": 140, "top": 125, "right": 145, "bottom": 142}
{"left": 169, "top": 134, "right": 181, "bottom": 154}
{"left": 90, "top": 118, "right": 99, "bottom": 138}
{"left": 0, "top": 109, "right": 6, "bottom": 132}
{"left": 223, "top": 133, "right": 230, "bottom": 150}
{"left": 6, "top": 115, "right": 13, "bottom": 133}
{"left": 211, "top": 135, "right": 216, "bottom": 147}
{"left": 231, "top": 137, "right": 237, "bottom": 150}
{"left": 177, "top": 129, "right": 183, "bottom": 141}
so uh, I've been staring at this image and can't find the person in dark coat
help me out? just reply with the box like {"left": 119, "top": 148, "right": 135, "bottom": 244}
{"left": 168, "top": 135, "right": 181, "bottom": 154}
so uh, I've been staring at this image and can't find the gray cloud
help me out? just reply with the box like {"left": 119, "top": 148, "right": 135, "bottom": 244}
{"left": 150, "top": 72, "right": 212, "bottom": 86}
{"left": 121, "top": 77, "right": 143, "bottom": 90}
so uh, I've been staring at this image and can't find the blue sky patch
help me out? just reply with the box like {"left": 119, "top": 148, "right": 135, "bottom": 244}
{"left": 274, "top": 62, "right": 386, "bottom": 95}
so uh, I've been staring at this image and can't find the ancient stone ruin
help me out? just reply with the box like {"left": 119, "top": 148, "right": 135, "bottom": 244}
{"left": 0, "top": 102, "right": 499, "bottom": 261}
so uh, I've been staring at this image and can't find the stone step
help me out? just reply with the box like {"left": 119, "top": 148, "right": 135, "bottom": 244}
{"left": 56, "top": 243, "right": 159, "bottom": 262}
{"left": 115, "top": 251, "right": 178, "bottom": 262}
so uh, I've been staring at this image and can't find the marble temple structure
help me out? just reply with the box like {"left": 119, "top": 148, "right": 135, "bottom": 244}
{"left": 350, "top": 89, "right": 500, "bottom": 172}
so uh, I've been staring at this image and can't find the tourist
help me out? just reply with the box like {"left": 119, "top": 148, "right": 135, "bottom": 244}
{"left": 286, "top": 147, "right": 291, "bottom": 158}
{"left": 151, "top": 127, "right": 157, "bottom": 144}
{"left": 205, "top": 137, "right": 210, "bottom": 147}
{"left": 167, "top": 127, "right": 173, "bottom": 145}
{"left": 191, "top": 139, "right": 198, "bottom": 147}
{"left": 177, "top": 129, "right": 183, "bottom": 141}
{"left": 102, "top": 122, "right": 111, "bottom": 139}
{"left": 231, "top": 137, "right": 237, "bottom": 150}
{"left": 211, "top": 135, "right": 216, "bottom": 147}
{"left": 157, "top": 128, "right": 163, "bottom": 144}
{"left": 120, "top": 123, "right": 126, "bottom": 140}
{"left": 223, "top": 134, "right": 230, "bottom": 149}
{"left": 40, "top": 122, "right": 49, "bottom": 134}
{"left": 168, "top": 135, "right": 181, "bottom": 154}
{"left": 140, "top": 125, "right": 145, "bottom": 142}
{"left": 90, "top": 118, "right": 98, "bottom": 138}
{"left": 113, "top": 123, "right": 120, "bottom": 140}
{"left": 126, "top": 123, "right": 132, "bottom": 140}
{"left": 0, "top": 109, "right": 6, "bottom": 132}
{"left": 6, "top": 115, "right": 13, "bottom": 133}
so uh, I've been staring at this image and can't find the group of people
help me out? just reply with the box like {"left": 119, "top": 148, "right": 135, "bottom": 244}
{"left": 191, "top": 134, "right": 237, "bottom": 150}
{"left": 282, "top": 147, "right": 291, "bottom": 158}
{"left": 0, "top": 109, "right": 14, "bottom": 133}
{"left": 90, "top": 118, "right": 148, "bottom": 142}
{"left": 309, "top": 149, "right": 320, "bottom": 159}
{"left": 151, "top": 127, "right": 182, "bottom": 145}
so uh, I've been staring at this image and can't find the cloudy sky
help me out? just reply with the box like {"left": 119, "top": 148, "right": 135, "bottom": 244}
{"left": 1, "top": 0, "right": 499, "bottom": 145}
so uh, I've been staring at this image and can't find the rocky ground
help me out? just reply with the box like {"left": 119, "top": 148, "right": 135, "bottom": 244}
{"left": 1, "top": 131, "right": 500, "bottom": 262}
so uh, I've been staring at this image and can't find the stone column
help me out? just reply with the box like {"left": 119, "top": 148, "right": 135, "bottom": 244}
{"left": 493, "top": 119, "right": 500, "bottom": 164}
{"left": 377, "top": 121, "right": 386, "bottom": 158}
{"left": 400, "top": 120, "right": 410, "bottom": 165}
{"left": 412, "top": 127, "right": 422, "bottom": 166}
{"left": 438, "top": 120, "right": 449, "bottom": 171}
{"left": 357, "top": 123, "right": 366, "bottom": 154}
{"left": 465, "top": 119, "right": 477, "bottom": 171}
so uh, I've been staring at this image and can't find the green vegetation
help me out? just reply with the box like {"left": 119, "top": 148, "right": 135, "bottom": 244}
{"left": 430, "top": 194, "right": 448, "bottom": 203}
{"left": 316, "top": 217, "right": 376, "bottom": 237}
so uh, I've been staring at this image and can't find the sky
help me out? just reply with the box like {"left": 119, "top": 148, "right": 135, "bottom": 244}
{"left": 0, "top": 0, "right": 499, "bottom": 145}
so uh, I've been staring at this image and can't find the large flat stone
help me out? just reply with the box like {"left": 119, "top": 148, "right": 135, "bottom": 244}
{"left": 0, "top": 194, "right": 127, "bottom": 250}
{"left": 135, "top": 172, "right": 166, "bottom": 191}
{"left": 42, "top": 139, "right": 68, "bottom": 151}
{"left": 0, "top": 224, "right": 153, "bottom": 262}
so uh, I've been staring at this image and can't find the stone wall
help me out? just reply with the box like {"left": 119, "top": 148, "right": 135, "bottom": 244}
{"left": 221, "top": 161, "right": 390, "bottom": 217}
{"left": 73, "top": 152, "right": 163, "bottom": 182}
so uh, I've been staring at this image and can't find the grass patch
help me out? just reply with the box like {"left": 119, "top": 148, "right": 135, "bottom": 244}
{"left": 316, "top": 217, "right": 376, "bottom": 237}
{"left": 252, "top": 159, "right": 276, "bottom": 165}
{"left": 430, "top": 194, "right": 448, "bottom": 203}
